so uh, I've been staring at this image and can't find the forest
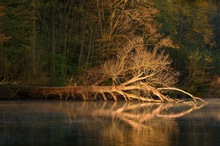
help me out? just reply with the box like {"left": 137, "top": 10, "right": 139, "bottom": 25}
{"left": 0, "top": 0, "right": 220, "bottom": 100}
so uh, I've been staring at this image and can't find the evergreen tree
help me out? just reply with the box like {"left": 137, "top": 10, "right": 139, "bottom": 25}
{"left": 155, "top": 0, "right": 217, "bottom": 94}
{"left": 0, "top": 0, "right": 34, "bottom": 80}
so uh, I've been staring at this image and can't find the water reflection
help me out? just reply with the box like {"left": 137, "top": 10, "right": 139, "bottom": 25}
{"left": 60, "top": 102, "right": 206, "bottom": 146}
{"left": 0, "top": 100, "right": 218, "bottom": 146}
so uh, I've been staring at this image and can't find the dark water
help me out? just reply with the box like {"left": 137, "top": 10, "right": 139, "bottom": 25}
{"left": 0, "top": 99, "right": 219, "bottom": 146}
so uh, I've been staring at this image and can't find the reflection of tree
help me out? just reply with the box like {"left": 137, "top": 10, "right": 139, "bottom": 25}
{"left": 100, "top": 116, "right": 179, "bottom": 146}
{"left": 91, "top": 102, "right": 179, "bottom": 146}
{"left": 43, "top": 101, "right": 205, "bottom": 128}
{"left": 41, "top": 101, "right": 205, "bottom": 145}
{"left": 90, "top": 102, "right": 206, "bottom": 129}
{"left": 0, "top": 101, "right": 207, "bottom": 146}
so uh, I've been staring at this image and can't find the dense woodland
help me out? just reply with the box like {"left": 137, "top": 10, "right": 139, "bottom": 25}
{"left": 0, "top": 0, "right": 220, "bottom": 98}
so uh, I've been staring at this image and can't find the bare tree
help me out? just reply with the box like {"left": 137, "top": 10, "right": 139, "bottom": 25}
{"left": 29, "top": 37, "right": 204, "bottom": 103}
{"left": 27, "top": 0, "right": 204, "bottom": 103}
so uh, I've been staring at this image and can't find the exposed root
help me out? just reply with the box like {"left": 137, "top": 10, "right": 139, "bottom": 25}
{"left": 109, "top": 92, "right": 117, "bottom": 101}
{"left": 101, "top": 92, "right": 107, "bottom": 101}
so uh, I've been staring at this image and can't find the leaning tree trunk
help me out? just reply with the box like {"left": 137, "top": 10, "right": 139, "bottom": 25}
{"left": 26, "top": 73, "right": 205, "bottom": 103}
{"left": 28, "top": 85, "right": 172, "bottom": 102}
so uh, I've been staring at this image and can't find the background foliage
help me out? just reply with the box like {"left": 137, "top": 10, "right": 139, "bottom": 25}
{"left": 0, "top": 0, "right": 219, "bottom": 96}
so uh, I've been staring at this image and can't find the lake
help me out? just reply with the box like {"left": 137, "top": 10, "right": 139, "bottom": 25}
{"left": 0, "top": 99, "right": 219, "bottom": 146}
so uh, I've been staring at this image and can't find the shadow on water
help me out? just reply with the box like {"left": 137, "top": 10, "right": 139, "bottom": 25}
{"left": 0, "top": 99, "right": 219, "bottom": 146}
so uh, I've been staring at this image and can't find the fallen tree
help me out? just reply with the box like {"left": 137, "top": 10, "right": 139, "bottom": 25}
{"left": 26, "top": 37, "right": 204, "bottom": 103}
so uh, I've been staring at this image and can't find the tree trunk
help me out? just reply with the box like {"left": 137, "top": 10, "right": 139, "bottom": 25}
{"left": 61, "top": 14, "right": 68, "bottom": 79}
{"left": 51, "top": 7, "right": 56, "bottom": 83}
{"left": 26, "top": 82, "right": 204, "bottom": 103}
{"left": 96, "top": 0, "right": 103, "bottom": 36}
{"left": 30, "top": 0, "right": 37, "bottom": 79}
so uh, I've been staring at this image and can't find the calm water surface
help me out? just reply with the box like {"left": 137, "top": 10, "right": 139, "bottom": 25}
{"left": 0, "top": 99, "right": 219, "bottom": 146}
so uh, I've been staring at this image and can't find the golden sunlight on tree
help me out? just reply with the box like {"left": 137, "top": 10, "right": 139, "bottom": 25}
{"left": 95, "top": 0, "right": 178, "bottom": 59}
{"left": 81, "top": 37, "right": 181, "bottom": 102}
{"left": 27, "top": 0, "right": 205, "bottom": 103}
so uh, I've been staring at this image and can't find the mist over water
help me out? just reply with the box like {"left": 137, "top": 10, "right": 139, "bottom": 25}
{"left": 0, "top": 99, "right": 219, "bottom": 146}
